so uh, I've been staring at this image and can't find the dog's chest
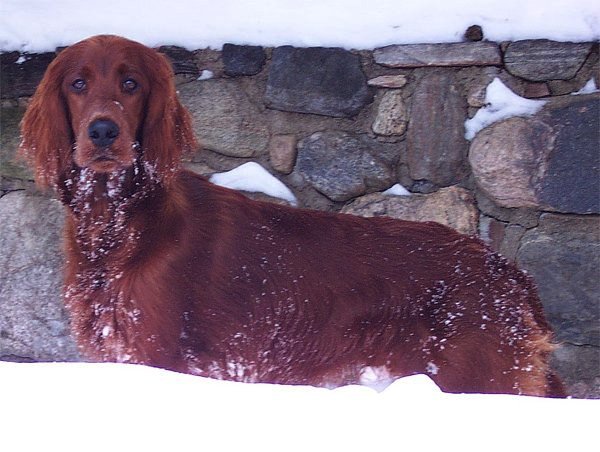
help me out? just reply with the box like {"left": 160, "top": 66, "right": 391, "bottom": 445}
{"left": 65, "top": 270, "right": 152, "bottom": 363}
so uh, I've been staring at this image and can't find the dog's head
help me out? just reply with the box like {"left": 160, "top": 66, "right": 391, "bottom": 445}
{"left": 19, "top": 35, "right": 197, "bottom": 190}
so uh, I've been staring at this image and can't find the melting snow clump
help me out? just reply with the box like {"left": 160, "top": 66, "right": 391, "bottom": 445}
{"left": 197, "top": 70, "right": 214, "bottom": 80}
{"left": 210, "top": 162, "right": 298, "bottom": 206}
{"left": 382, "top": 184, "right": 411, "bottom": 196}
{"left": 572, "top": 78, "right": 599, "bottom": 95}
{"left": 464, "top": 77, "right": 547, "bottom": 140}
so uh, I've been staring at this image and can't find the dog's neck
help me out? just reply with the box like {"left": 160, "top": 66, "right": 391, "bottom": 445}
{"left": 60, "top": 161, "right": 160, "bottom": 263}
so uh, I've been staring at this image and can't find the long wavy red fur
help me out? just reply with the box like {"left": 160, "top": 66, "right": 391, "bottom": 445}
{"left": 20, "top": 35, "right": 564, "bottom": 396}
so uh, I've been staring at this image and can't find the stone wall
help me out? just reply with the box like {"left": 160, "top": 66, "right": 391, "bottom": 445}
{"left": 1, "top": 37, "right": 598, "bottom": 397}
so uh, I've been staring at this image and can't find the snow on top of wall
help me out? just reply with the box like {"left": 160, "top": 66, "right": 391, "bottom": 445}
{"left": 1, "top": 0, "right": 599, "bottom": 52}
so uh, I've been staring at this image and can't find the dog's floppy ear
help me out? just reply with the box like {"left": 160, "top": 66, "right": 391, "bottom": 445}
{"left": 140, "top": 50, "right": 197, "bottom": 184}
{"left": 19, "top": 54, "right": 73, "bottom": 191}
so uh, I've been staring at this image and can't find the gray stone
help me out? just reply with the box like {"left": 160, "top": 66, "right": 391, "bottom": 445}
{"left": 367, "top": 75, "right": 407, "bottom": 89}
{"left": 467, "top": 84, "right": 489, "bottom": 108}
{"left": 265, "top": 46, "right": 372, "bottom": 118}
{"left": 498, "top": 224, "right": 527, "bottom": 263}
{"left": 179, "top": 80, "right": 269, "bottom": 158}
{"left": 0, "top": 51, "right": 55, "bottom": 99}
{"left": 469, "top": 117, "right": 552, "bottom": 209}
{"left": 159, "top": 46, "right": 198, "bottom": 76}
{"left": 517, "top": 214, "right": 600, "bottom": 346}
{"left": 342, "top": 186, "right": 478, "bottom": 236}
{"left": 474, "top": 191, "right": 540, "bottom": 229}
{"left": 548, "top": 48, "right": 600, "bottom": 96}
{"left": 1, "top": 103, "right": 31, "bottom": 180}
{"left": 478, "top": 215, "right": 506, "bottom": 250}
{"left": 552, "top": 344, "right": 600, "bottom": 399}
{"left": 464, "top": 25, "right": 484, "bottom": 42}
{"left": 296, "top": 131, "right": 398, "bottom": 202}
{"left": 374, "top": 42, "right": 501, "bottom": 68}
{"left": 523, "top": 82, "right": 551, "bottom": 98}
{"left": 409, "top": 179, "right": 438, "bottom": 194}
{"left": 470, "top": 94, "right": 600, "bottom": 214}
{"left": 504, "top": 40, "right": 592, "bottom": 81}
{"left": 0, "top": 191, "right": 79, "bottom": 362}
{"left": 407, "top": 70, "right": 469, "bottom": 186}
{"left": 464, "top": 66, "right": 503, "bottom": 108}
{"left": 539, "top": 95, "right": 600, "bottom": 214}
{"left": 372, "top": 90, "right": 407, "bottom": 136}
{"left": 193, "top": 48, "right": 225, "bottom": 79}
{"left": 479, "top": 216, "right": 526, "bottom": 262}
{"left": 269, "top": 134, "right": 297, "bottom": 174}
{"left": 1, "top": 176, "right": 33, "bottom": 195}
{"left": 184, "top": 161, "right": 215, "bottom": 178}
{"left": 222, "top": 44, "right": 266, "bottom": 76}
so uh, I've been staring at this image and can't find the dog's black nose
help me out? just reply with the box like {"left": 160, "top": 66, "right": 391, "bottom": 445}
{"left": 88, "top": 119, "right": 120, "bottom": 147}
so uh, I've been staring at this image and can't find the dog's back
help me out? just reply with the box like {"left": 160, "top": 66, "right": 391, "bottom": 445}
{"left": 175, "top": 172, "right": 563, "bottom": 396}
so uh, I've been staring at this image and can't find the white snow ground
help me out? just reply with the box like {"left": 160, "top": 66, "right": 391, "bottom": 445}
{"left": 1, "top": 362, "right": 597, "bottom": 452}
{"left": 1, "top": 1, "right": 599, "bottom": 449}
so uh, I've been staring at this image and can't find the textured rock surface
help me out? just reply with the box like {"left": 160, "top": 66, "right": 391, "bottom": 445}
{"left": 409, "top": 179, "right": 439, "bottom": 194}
{"left": 265, "top": 46, "right": 372, "bottom": 117}
{"left": 479, "top": 216, "right": 526, "bottom": 263}
{"left": 159, "top": 46, "right": 198, "bottom": 76}
{"left": 517, "top": 214, "right": 600, "bottom": 346}
{"left": 464, "top": 66, "right": 503, "bottom": 108}
{"left": 538, "top": 95, "right": 599, "bottom": 214}
{"left": 374, "top": 42, "right": 501, "bottom": 67}
{"left": 367, "top": 75, "right": 407, "bottom": 88}
{"left": 342, "top": 186, "right": 478, "bottom": 235}
{"left": 475, "top": 191, "right": 540, "bottom": 229}
{"left": 464, "top": 25, "right": 484, "bottom": 42}
{"left": 504, "top": 40, "right": 592, "bottom": 81}
{"left": 222, "top": 44, "right": 266, "bottom": 76}
{"left": 524, "top": 82, "right": 551, "bottom": 98}
{"left": 470, "top": 95, "right": 600, "bottom": 213}
{"left": 469, "top": 117, "right": 552, "bottom": 208}
{"left": 552, "top": 344, "right": 600, "bottom": 399}
{"left": 0, "top": 104, "right": 30, "bottom": 180}
{"left": 296, "top": 131, "right": 398, "bottom": 202}
{"left": 0, "top": 191, "right": 79, "bottom": 362}
{"left": 179, "top": 80, "right": 269, "bottom": 157}
{"left": 269, "top": 134, "right": 297, "bottom": 174}
{"left": 372, "top": 90, "right": 408, "bottom": 136}
{"left": 0, "top": 51, "right": 54, "bottom": 98}
{"left": 407, "top": 70, "right": 469, "bottom": 186}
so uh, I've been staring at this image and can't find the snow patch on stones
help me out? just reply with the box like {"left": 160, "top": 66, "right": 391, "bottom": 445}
{"left": 210, "top": 162, "right": 298, "bottom": 206}
{"left": 464, "top": 77, "right": 547, "bottom": 140}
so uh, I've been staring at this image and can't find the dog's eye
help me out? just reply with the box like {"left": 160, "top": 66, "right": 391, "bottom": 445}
{"left": 71, "top": 78, "right": 86, "bottom": 91}
{"left": 122, "top": 78, "right": 138, "bottom": 92}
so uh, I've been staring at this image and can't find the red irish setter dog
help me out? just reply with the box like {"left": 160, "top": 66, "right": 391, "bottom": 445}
{"left": 20, "top": 35, "right": 564, "bottom": 396}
